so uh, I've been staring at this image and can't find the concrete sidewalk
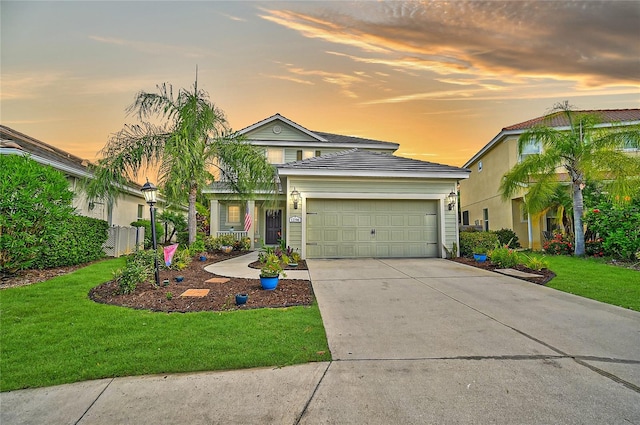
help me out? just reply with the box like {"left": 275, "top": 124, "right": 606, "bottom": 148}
{"left": 2, "top": 257, "right": 639, "bottom": 424}
{"left": 204, "top": 251, "right": 311, "bottom": 280}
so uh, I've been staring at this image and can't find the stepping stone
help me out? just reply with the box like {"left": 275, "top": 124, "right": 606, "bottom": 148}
{"left": 495, "top": 268, "right": 543, "bottom": 279}
{"left": 205, "top": 277, "right": 230, "bottom": 284}
{"left": 180, "top": 289, "right": 210, "bottom": 297}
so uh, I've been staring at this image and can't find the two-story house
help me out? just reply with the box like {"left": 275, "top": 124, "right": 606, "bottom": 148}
{"left": 459, "top": 109, "right": 640, "bottom": 250}
{"left": 204, "top": 113, "right": 470, "bottom": 259}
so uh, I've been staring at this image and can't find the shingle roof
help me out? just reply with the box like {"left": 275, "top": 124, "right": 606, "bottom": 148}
{"left": 277, "top": 148, "right": 469, "bottom": 178}
{"left": 503, "top": 109, "right": 640, "bottom": 131}
{"left": 312, "top": 131, "right": 399, "bottom": 149}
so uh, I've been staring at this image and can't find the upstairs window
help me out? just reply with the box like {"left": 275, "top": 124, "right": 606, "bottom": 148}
{"left": 266, "top": 148, "right": 284, "bottom": 164}
{"left": 519, "top": 139, "right": 541, "bottom": 162}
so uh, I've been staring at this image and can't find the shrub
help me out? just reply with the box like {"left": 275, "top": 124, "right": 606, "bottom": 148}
{"left": 189, "top": 234, "right": 206, "bottom": 254}
{"left": 521, "top": 254, "right": 549, "bottom": 271}
{"left": 459, "top": 231, "right": 499, "bottom": 257}
{"left": 167, "top": 246, "right": 191, "bottom": 271}
{"left": 585, "top": 201, "right": 640, "bottom": 259}
{"left": 543, "top": 233, "right": 574, "bottom": 255}
{"left": 0, "top": 155, "right": 75, "bottom": 274}
{"left": 493, "top": 228, "right": 520, "bottom": 249}
{"left": 489, "top": 246, "right": 520, "bottom": 268}
{"left": 130, "top": 219, "right": 164, "bottom": 249}
{"left": 113, "top": 249, "right": 156, "bottom": 294}
{"left": 37, "top": 216, "right": 108, "bottom": 269}
{"left": 585, "top": 238, "right": 605, "bottom": 257}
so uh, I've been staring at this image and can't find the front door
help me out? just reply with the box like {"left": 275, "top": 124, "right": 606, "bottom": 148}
{"left": 265, "top": 210, "right": 282, "bottom": 245}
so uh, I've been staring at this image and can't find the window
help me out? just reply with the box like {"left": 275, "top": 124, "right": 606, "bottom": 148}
{"left": 315, "top": 150, "right": 321, "bottom": 157}
{"left": 483, "top": 208, "right": 489, "bottom": 231}
{"left": 266, "top": 148, "right": 284, "bottom": 164}
{"left": 296, "top": 150, "right": 303, "bottom": 161}
{"left": 462, "top": 211, "right": 469, "bottom": 226}
{"left": 477, "top": 161, "right": 483, "bottom": 172}
{"left": 519, "top": 139, "right": 541, "bottom": 162}
{"left": 137, "top": 204, "right": 144, "bottom": 220}
{"left": 227, "top": 205, "right": 240, "bottom": 223}
{"left": 623, "top": 137, "right": 639, "bottom": 151}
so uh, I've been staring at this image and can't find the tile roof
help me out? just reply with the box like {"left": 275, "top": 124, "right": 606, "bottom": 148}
{"left": 503, "top": 109, "right": 640, "bottom": 131}
{"left": 277, "top": 148, "right": 469, "bottom": 177}
{"left": 312, "top": 131, "right": 398, "bottom": 149}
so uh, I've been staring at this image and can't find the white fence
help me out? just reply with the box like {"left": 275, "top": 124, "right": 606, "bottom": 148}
{"left": 215, "top": 231, "right": 248, "bottom": 240}
{"left": 103, "top": 226, "right": 145, "bottom": 257}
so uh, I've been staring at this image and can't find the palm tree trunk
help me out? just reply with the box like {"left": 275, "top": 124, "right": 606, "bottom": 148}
{"left": 572, "top": 184, "right": 585, "bottom": 256}
{"left": 188, "top": 184, "right": 198, "bottom": 246}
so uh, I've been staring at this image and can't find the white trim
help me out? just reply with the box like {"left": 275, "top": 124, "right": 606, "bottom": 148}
{"left": 236, "top": 114, "right": 330, "bottom": 142}
{"left": 302, "top": 192, "right": 448, "bottom": 200}
{"left": 278, "top": 168, "right": 470, "bottom": 179}
{"left": 248, "top": 139, "right": 398, "bottom": 150}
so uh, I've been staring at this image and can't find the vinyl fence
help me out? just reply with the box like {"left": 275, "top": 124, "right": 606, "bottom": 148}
{"left": 103, "top": 226, "right": 144, "bottom": 257}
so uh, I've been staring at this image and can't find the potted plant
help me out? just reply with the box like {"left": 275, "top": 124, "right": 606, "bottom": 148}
{"left": 220, "top": 245, "right": 233, "bottom": 254}
{"left": 259, "top": 254, "right": 286, "bottom": 290}
{"left": 289, "top": 251, "right": 301, "bottom": 267}
{"left": 235, "top": 293, "right": 248, "bottom": 305}
{"left": 473, "top": 246, "right": 488, "bottom": 263}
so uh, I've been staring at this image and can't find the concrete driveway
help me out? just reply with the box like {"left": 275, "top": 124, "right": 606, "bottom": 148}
{"left": 302, "top": 258, "right": 640, "bottom": 424}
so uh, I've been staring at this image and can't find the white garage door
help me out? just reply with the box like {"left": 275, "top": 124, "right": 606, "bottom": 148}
{"left": 306, "top": 199, "right": 439, "bottom": 258}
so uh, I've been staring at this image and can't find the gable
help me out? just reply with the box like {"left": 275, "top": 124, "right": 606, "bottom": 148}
{"left": 244, "top": 120, "right": 320, "bottom": 143}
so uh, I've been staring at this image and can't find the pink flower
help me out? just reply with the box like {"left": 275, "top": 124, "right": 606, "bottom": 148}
{"left": 593, "top": 209, "right": 600, "bottom": 213}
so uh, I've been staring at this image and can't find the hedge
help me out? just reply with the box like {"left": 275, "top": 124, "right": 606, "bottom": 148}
{"left": 459, "top": 231, "right": 499, "bottom": 257}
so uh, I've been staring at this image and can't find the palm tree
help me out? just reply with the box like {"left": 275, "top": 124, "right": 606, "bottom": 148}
{"left": 500, "top": 102, "right": 640, "bottom": 256}
{"left": 87, "top": 80, "right": 276, "bottom": 245}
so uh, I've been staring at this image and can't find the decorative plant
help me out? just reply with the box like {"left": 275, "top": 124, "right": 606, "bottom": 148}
{"left": 488, "top": 245, "right": 520, "bottom": 268}
{"left": 290, "top": 251, "right": 301, "bottom": 263}
{"left": 473, "top": 246, "right": 488, "bottom": 255}
{"left": 260, "top": 253, "right": 286, "bottom": 278}
{"left": 543, "top": 232, "right": 573, "bottom": 255}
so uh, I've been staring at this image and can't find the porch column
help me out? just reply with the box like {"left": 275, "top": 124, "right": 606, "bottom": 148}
{"left": 209, "top": 199, "right": 219, "bottom": 237}
{"left": 247, "top": 200, "right": 255, "bottom": 250}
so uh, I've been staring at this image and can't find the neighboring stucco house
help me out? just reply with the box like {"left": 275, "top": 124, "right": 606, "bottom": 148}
{"left": 0, "top": 124, "right": 166, "bottom": 227}
{"left": 459, "top": 109, "right": 640, "bottom": 250}
{"left": 204, "top": 113, "right": 470, "bottom": 259}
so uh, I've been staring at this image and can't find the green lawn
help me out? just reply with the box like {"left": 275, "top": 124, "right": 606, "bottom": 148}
{"left": 532, "top": 254, "right": 640, "bottom": 311}
{"left": 0, "top": 258, "right": 331, "bottom": 392}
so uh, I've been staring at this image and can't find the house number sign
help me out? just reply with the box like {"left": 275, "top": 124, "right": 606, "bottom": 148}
{"left": 289, "top": 216, "right": 302, "bottom": 223}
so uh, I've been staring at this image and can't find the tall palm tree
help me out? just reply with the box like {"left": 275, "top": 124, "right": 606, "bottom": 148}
{"left": 87, "top": 80, "right": 276, "bottom": 245}
{"left": 500, "top": 102, "right": 640, "bottom": 256}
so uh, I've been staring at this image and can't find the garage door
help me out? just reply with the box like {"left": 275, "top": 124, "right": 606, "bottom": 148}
{"left": 306, "top": 199, "right": 439, "bottom": 258}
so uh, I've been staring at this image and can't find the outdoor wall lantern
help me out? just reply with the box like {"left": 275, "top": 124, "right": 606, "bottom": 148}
{"left": 447, "top": 190, "right": 457, "bottom": 211}
{"left": 141, "top": 179, "right": 160, "bottom": 288}
{"left": 290, "top": 187, "right": 301, "bottom": 209}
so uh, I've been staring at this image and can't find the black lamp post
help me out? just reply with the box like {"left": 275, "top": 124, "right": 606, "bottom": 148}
{"left": 141, "top": 179, "right": 160, "bottom": 288}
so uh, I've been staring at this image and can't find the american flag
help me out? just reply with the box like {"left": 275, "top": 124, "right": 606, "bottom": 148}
{"left": 244, "top": 202, "right": 252, "bottom": 232}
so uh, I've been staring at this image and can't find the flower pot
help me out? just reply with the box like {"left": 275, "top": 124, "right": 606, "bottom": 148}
{"left": 235, "top": 293, "right": 248, "bottom": 305}
{"left": 260, "top": 276, "right": 279, "bottom": 290}
{"left": 162, "top": 279, "right": 170, "bottom": 287}
{"left": 288, "top": 263, "right": 298, "bottom": 268}
{"left": 199, "top": 255, "right": 207, "bottom": 261}
{"left": 175, "top": 276, "right": 184, "bottom": 283}
{"left": 473, "top": 253, "right": 487, "bottom": 263}
{"left": 220, "top": 246, "right": 233, "bottom": 254}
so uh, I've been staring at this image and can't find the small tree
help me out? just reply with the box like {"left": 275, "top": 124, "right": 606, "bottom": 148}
{"left": 0, "top": 155, "right": 75, "bottom": 273}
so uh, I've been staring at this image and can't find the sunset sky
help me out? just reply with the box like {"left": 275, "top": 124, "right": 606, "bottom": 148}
{"left": 2, "top": 1, "right": 639, "bottom": 168}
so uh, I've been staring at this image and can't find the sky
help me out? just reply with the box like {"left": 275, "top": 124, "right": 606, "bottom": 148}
{"left": 2, "top": 0, "right": 639, "bottom": 169}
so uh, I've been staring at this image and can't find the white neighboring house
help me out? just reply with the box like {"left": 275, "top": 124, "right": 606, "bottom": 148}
{"left": 0, "top": 124, "right": 171, "bottom": 227}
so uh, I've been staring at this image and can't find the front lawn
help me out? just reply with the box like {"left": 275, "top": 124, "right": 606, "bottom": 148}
{"left": 0, "top": 258, "right": 331, "bottom": 392}
{"left": 532, "top": 254, "right": 640, "bottom": 311}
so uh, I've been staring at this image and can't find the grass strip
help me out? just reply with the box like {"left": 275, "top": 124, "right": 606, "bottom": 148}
{"left": 531, "top": 254, "right": 640, "bottom": 311}
{"left": 0, "top": 258, "right": 331, "bottom": 391}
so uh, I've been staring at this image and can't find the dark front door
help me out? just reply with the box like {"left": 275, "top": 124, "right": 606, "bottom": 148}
{"left": 265, "top": 210, "right": 282, "bottom": 245}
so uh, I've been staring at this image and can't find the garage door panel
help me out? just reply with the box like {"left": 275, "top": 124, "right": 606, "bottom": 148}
{"left": 307, "top": 199, "right": 439, "bottom": 259}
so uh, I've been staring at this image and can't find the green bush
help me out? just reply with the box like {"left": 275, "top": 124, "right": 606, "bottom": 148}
{"left": 584, "top": 201, "right": 640, "bottom": 259}
{"left": 489, "top": 246, "right": 520, "bottom": 268}
{"left": 37, "top": 216, "right": 108, "bottom": 269}
{"left": 0, "top": 155, "right": 75, "bottom": 274}
{"left": 493, "top": 228, "right": 520, "bottom": 249}
{"left": 521, "top": 254, "right": 549, "bottom": 271}
{"left": 189, "top": 233, "right": 206, "bottom": 254}
{"left": 130, "top": 219, "right": 164, "bottom": 249}
{"left": 113, "top": 249, "right": 156, "bottom": 294}
{"left": 459, "top": 231, "right": 499, "bottom": 257}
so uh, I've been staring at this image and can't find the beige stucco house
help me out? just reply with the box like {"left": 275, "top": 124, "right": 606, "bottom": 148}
{"left": 0, "top": 124, "right": 165, "bottom": 226}
{"left": 459, "top": 109, "right": 640, "bottom": 250}
{"left": 204, "top": 113, "right": 470, "bottom": 259}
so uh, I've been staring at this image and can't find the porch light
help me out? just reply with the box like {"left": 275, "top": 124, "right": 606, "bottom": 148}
{"left": 447, "top": 191, "right": 457, "bottom": 211}
{"left": 290, "top": 187, "right": 301, "bottom": 209}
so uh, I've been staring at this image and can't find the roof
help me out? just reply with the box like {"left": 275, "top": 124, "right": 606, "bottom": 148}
{"left": 277, "top": 148, "right": 470, "bottom": 179}
{"left": 503, "top": 109, "right": 640, "bottom": 131}
{"left": 463, "top": 108, "right": 640, "bottom": 168}
{"left": 237, "top": 113, "right": 399, "bottom": 150}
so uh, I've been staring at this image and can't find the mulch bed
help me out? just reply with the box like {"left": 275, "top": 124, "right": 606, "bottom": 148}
{"left": 89, "top": 251, "right": 314, "bottom": 313}
{"left": 449, "top": 257, "right": 555, "bottom": 285}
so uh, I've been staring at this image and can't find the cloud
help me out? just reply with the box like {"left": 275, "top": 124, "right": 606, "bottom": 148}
{"left": 271, "top": 65, "right": 366, "bottom": 98}
{"left": 0, "top": 72, "right": 66, "bottom": 100}
{"left": 259, "top": 2, "right": 640, "bottom": 87}
{"left": 217, "top": 12, "right": 247, "bottom": 22}
{"left": 89, "top": 35, "right": 212, "bottom": 59}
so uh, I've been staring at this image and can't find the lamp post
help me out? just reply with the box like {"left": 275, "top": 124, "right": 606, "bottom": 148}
{"left": 141, "top": 179, "right": 160, "bottom": 288}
